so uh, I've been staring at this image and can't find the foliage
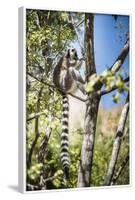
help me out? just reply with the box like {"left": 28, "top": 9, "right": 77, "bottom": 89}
{"left": 91, "top": 122, "right": 129, "bottom": 186}
{"left": 26, "top": 9, "right": 129, "bottom": 190}
{"left": 85, "top": 70, "right": 129, "bottom": 103}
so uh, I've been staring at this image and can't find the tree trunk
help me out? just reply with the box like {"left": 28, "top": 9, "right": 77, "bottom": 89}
{"left": 77, "top": 95, "right": 100, "bottom": 187}
{"left": 77, "top": 14, "right": 101, "bottom": 187}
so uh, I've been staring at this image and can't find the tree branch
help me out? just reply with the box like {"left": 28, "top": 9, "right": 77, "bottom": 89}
{"left": 75, "top": 19, "right": 85, "bottom": 28}
{"left": 103, "top": 94, "right": 129, "bottom": 185}
{"left": 42, "top": 174, "right": 59, "bottom": 184}
{"left": 27, "top": 71, "right": 55, "bottom": 89}
{"left": 70, "top": 14, "right": 85, "bottom": 56}
{"left": 27, "top": 71, "right": 89, "bottom": 103}
{"left": 109, "top": 35, "right": 129, "bottom": 73}
{"left": 27, "top": 110, "right": 48, "bottom": 121}
{"left": 27, "top": 183, "right": 40, "bottom": 191}
{"left": 69, "top": 93, "right": 86, "bottom": 102}
{"left": 27, "top": 174, "right": 60, "bottom": 191}
{"left": 98, "top": 77, "right": 129, "bottom": 96}
{"left": 53, "top": 40, "right": 68, "bottom": 61}
{"left": 27, "top": 71, "right": 87, "bottom": 103}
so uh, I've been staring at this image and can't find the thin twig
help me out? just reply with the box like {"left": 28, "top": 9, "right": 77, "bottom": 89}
{"left": 98, "top": 77, "right": 129, "bottom": 96}
{"left": 27, "top": 71, "right": 55, "bottom": 89}
{"left": 27, "top": 183, "right": 40, "bottom": 190}
{"left": 43, "top": 174, "right": 59, "bottom": 184}
{"left": 70, "top": 14, "right": 84, "bottom": 56}
{"left": 53, "top": 40, "right": 68, "bottom": 61}
{"left": 27, "top": 110, "right": 48, "bottom": 121}
{"left": 27, "top": 71, "right": 88, "bottom": 103}
{"left": 27, "top": 174, "right": 60, "bottom": 191}
{"left": 75, "top": 19, "right": 85, "bottom": 28}
{"left": 109, "top": 36, "right": 129, "bottom": 73}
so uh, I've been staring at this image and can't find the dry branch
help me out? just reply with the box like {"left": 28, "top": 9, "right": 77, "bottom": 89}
{"left": 111, "top": 152, "right": 129, "bottom": 185}
{"left": 109, "top": 35, "right": 129, "bottom": 73}
{"left": 103, "top": 94, "right": 129, "bottom": 185}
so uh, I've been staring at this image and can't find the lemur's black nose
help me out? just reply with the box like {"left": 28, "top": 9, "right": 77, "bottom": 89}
{"left": 71, "top": 49, "right": 75, "bottom": 52}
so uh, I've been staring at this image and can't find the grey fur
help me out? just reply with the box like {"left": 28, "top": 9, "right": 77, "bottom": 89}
{"left": 53, "top": 49, "right": 85, "bottom": 179}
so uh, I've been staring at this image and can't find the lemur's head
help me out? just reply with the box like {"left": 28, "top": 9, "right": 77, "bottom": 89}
{"left": 66, "top": 48, "right": 78, "bottom": 60}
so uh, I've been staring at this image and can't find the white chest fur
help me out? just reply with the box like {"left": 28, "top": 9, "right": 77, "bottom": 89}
{"left": 67, "top": 80, "right": 77, "bottom": 93}
{"left": 59, "top": 69, "right": 77, "bottom": 93}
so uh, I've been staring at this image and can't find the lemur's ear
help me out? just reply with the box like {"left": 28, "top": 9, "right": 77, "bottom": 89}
{"left": 66, "top": 49, "right": 70, "bottom": 58}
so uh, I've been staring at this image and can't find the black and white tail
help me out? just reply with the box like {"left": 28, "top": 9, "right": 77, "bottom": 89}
{"left": 60, "top": 95, "right": 69, "bottom": 179}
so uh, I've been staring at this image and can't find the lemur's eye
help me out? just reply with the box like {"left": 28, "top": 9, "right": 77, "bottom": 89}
{"left": 71, "top": 49, "right": 75, "bottom": 52}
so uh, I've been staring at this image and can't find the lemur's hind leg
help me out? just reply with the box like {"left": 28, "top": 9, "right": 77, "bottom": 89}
{"left": 69, "top": 67, "right": 85, "bottom": 95}
{"left": 69, "top": 67, "right": 85, "bottom": 84}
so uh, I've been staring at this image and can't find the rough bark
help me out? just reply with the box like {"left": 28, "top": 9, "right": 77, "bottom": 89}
{"left": 103, "top": 94, "right": 129, "bottom": 186}
{"left": 85, "top": 14, "right": 96, "bottom": 82}
{"left": 77, "top": 14, "right": 100, "bottom": 187}
{"left": 77, "top": 95, "right": 100, "bottom": 187}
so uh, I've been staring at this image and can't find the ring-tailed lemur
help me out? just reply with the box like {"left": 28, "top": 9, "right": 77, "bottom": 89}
{"left": 53, "top": 48, "right": 85, "bottom": 179}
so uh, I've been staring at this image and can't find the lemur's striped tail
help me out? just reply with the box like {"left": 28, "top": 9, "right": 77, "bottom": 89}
{"left": 60, "top": 95, "right": 69, "bottom": 179}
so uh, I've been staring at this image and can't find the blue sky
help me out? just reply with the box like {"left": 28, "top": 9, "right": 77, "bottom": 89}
{"left": 71, "top": 13, "right": 129, "bottom": 109}
{"left": 94, "top": 14, "right": 129, "bottom": 109}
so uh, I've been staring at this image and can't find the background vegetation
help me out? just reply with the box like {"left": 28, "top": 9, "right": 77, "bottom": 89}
{"left": 26, "top": 9, "right": 129, "bottom": 190}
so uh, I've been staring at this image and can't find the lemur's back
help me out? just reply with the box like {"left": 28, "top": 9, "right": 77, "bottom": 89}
{"left": 53, "top": 56, "right": 74, "bottom": 94}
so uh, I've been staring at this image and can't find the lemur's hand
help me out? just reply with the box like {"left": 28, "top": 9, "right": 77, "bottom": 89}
{"left": 80, "top": 56, "right": 86, "bottom": 61}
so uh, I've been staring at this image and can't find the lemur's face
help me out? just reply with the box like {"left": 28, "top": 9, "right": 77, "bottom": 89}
{"left": 67, "top": 48, "right": 78, "bottom": 60}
